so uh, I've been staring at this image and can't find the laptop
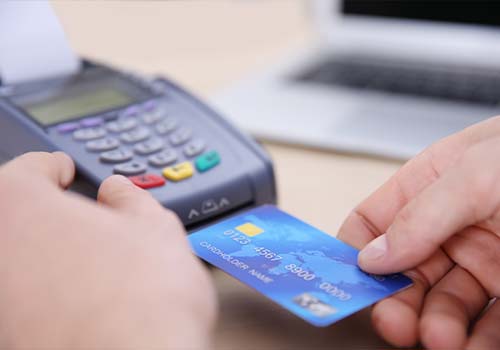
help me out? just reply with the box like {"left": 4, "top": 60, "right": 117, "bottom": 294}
{"left": 211, "top": 0, "right": 500, "bottom": 159}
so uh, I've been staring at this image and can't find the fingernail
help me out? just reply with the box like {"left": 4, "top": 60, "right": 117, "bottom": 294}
{"left": 359, "top": 234, "right": 388, "bottom": 262}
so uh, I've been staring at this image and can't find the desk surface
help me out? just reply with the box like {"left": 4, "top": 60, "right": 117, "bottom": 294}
{"left": 53, "top": 1, "right": 403, "bottom": 348}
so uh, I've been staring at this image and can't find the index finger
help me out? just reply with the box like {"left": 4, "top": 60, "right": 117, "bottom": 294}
{"left": 337, "top": 116, "right": 500, "bottom": 249}
{"left": 1, "top": 151, "right": 75, "bottom": 189}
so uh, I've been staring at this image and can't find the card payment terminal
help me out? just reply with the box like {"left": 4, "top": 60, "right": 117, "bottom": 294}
{"left": 0, "top": 62, "right": 276, "bottom": 229}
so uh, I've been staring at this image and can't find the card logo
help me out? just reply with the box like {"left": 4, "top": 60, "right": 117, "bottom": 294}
{"left": 235, "top": 222, "right": 264, "bottom": 237}
{"left": 293, "top": 293, "right": 337, "bottom": 318}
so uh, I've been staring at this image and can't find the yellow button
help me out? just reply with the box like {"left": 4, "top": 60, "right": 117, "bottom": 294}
{"left": 162, "top": 162, "right": 194, "bottom": 181}
{"left": 236, "top": 222, "right": 264, "bottom": 237}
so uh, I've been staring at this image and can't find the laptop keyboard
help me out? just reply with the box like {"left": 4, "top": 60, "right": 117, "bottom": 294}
{"left": 294, "top": 56, "right": 500, "bottom": 106}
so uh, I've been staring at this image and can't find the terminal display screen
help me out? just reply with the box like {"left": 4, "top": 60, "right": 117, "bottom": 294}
{"left": 18, "top": 86, "right": 134, "bottom": 126}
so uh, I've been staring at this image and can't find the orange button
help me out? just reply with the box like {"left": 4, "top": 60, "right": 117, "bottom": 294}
{"left": 129, "top": 174, "right": 166, "bottom": 189}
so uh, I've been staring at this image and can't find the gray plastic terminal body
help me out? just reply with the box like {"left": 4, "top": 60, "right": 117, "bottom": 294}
{"left": 0, "top": 63, "right": 276, "bottom": 230}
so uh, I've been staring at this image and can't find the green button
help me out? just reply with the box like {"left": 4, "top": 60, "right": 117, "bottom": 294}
{"left": 195, "top": 151, "right": 220, "bottom": 172}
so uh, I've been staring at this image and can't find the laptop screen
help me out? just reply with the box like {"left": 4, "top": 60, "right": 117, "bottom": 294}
{"left": 342, "top": 1, "right": 500, "bottom": 27}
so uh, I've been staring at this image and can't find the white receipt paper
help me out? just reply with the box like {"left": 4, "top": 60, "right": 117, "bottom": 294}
{"left": 0, "top": 1, "right": 80, "bottom": 85}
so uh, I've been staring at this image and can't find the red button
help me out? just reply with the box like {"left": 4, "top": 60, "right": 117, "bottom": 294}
{"left": 129, "top": 174, "right": 165, "bottom": 189}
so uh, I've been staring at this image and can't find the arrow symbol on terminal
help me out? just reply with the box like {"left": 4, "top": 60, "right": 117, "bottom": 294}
{"left": 188, "top": 209, "right": 200, "bottom": 220}
{"left": 219, "top": 197, "right": 230, "bottom": 208}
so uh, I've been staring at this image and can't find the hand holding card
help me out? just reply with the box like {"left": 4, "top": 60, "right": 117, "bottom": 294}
{"left": 188, "top": 205, "right": 412, "bottom": 327}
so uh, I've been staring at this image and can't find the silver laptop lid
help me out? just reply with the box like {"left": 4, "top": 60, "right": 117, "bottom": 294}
{"left": 314, "top": 0, "right": 500, "bottom": 68}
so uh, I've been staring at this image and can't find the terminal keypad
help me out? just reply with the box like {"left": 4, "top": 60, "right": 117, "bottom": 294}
{"left": 64, "top": 100, "right": 220, "bottom": 187}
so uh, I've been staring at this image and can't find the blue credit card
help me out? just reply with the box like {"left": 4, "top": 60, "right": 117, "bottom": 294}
{"left": 188, "top": 205, "right": 413, "bottom": 327}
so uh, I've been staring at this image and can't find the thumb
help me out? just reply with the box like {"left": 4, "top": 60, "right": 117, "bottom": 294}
{"left": 97, "top": 175, "right": 163, "bottom": 215}
{"left": 358, "top": 151, "right": 499, "bottom": 274}
{"left": 97, "top": 174, "right": 185, "bottom": 238}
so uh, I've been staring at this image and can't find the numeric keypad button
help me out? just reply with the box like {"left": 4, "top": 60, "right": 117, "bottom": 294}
{"left": 183, "top": 139, "right": 206, "bottom": 157}
{"left": 155, "top": 117, "right": 178, "bottom": 135}
{"left": 134, "top": 138, "right": 164, "bottom": 155}
{"left": 57, "top": 122, "right": 79, "bottom": 134}
{"left": 169, "top": 127, "right": 192, "bottom": 146}
{"left": 80, "top": 117, "right": 104, "bottom": 128}
{"left": 99, "top": 149, "right": 134, "bottom": 164}
{"left": 120, "top": 106, "right": 140, "bottom": 118}
{"left": 148, "top": 149, "right": 178, "bottom": 167}
{"left": 106, "top": 118, "right": 138, "bottom": 133}
{"left": 86, "top": 137, "right": 120, "bottom": 152}
{"left": 142, "top": 109, "right": 166, "bottom": 124}
{"left": 120, "top": 127, "right": 150, "bottom": 144}
{"left": 113, "top": 161, "right": 147, "bottom": 176}
{"left": 73, "top": 127, "right": 107, "bottom": 141}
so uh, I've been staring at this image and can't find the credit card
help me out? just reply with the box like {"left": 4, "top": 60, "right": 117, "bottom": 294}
{"left": 188, "top": 205, "right": 413, "bottom": 327}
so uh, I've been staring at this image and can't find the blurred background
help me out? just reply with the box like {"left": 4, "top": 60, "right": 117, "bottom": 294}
{"left": 52, "top": 1, "right": 312, "bottom": 97}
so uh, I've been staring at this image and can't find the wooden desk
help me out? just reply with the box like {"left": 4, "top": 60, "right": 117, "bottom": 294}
{"left": 53, "top": 1, "right": 403, "bottom": 348}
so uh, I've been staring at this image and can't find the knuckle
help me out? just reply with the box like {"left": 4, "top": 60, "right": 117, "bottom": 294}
{"left": 393, "top": 204, "right": 415, "bottom": 231}
{"left": 421, "top": 146, "right": 442, "bottom": 180}
{"left": 391, "top": 199, "right": 441, "bottom": 255}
